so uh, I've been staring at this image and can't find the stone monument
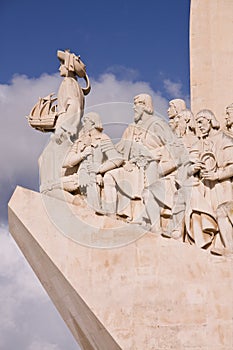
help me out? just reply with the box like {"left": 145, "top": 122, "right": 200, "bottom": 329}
{"left": 190, "top": 0, "right": 233, "bottom": 126}
{"left": 8, "top": 2, "right": 233, "bottom": 349}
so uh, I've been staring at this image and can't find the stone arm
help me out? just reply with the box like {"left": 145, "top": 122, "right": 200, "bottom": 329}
{"left": 217, "top": 164, "right": 233, "bottom": 181}
{"left": 158, "top": 159, "right": 178, "bottom": 177}
{"left": 139, "top": 145, "right": 177, "bottom": 176}
{"left": 115, "top": 125, "right": 135, "bottom": 161}
{"left": 149, "top": 122, "right": 184, "bottom": 176}
{"left": 202, "top": 140, "right": 233, "bottom": 181}
{"left": 63, "top": 143, "right": 91, "bottom": 168}
{"left": 56, "top": 97, "right": 83, "bottom": 137}
{"left": 60, "top": 97, "right": 82, "bottom": 119}
{"left": 150, "top": 120, "right": 177, "bottom": 147}
{"left": 98, "top": 136, "right": 123, "bottom": 174}
{"left": 98, "top": 159, "right": 123, "bottom": 174}
{"left": 55, "top": 78, "right": 85, "bottom": 140}
{"left": 185, "top": 143, "right": 204, "bottom": 177}
{"left": 202, "top": 163, "right": 233, "bottom": 182}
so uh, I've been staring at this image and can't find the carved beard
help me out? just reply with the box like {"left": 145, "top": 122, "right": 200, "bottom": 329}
{"left": 200, "top": 131, "right": 210, "bottom": 138}
{"left": 134, "top": 110, "right": 143, "bottom": 123}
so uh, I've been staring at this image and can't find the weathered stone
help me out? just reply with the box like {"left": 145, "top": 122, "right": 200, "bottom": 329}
{"left": 190, "top": 0, "right": 233, "bottom": 126}
{"left": 8, "top": 186, "right": 233, "bottom": 349}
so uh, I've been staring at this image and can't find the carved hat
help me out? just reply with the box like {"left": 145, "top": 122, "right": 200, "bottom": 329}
{"left": 57, "top": 49, "right": 87, "bottom": 78}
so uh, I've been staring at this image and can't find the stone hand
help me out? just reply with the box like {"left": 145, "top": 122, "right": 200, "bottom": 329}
{"left": 201, "top": 170, "right": 219, "bottom": 181}
{"left": 52, "top": 131, "right": 66, "bottom": 145}
{"left": 81, "top": 147, "right": 92, "bottom": 160}
{"left": 52, "top": 127, "right": 71, "bottom": 145}
{"left": 96, "top": 174, "right": 103, "bottom": 186}
{"left": 138, "top": 148, "right": 153, "bottom": 159}
{"left": 188, "top": 161, "right": 205, "bottom": 176}
{"left": 87, "top": 163, "right": 99, "bottom": 173}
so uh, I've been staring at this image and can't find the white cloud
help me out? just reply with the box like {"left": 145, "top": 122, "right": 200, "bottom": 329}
{"left": 163, "top": 78, "right": 183, "bottom": 97}
{"left": 0, "top": 226, "right": 47, "bottom": 330}
{"left": 0, "top": 74, "right": 60, "bottom": 184}
{"left": 27, "top": 340, "right": 61, "bottom": 350}
{"left": 0, "top": 226, "right": 78, "bottom": 349}
{"left": 89, "top": 73, "right": 168, "bottom": 117}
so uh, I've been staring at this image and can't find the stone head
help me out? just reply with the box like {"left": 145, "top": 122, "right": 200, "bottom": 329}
{"left": 225, "top": 103, "right": 233, "bottom": 129}
{"left": 83, "top": 112, "right": 103, "bottom": 132}
{"left": 195, "top": 109, "right": 220, "bottom": 137}
{"left": 176, "top": 109, "right": 196, "bottom": 136}
{"left": 167, "top": 99, "right": 186, "bottom": 119}
{"left": 57, "top": 49, "right": 87, "bottom": 78}
{"left": 59, "top": 64, "right": 69, "bottom": 77}
{"left": 133, "top": 94, "right": 154, "bottom": 122}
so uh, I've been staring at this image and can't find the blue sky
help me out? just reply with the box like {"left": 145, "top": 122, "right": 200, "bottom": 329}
{"left": 0, "top": 1, "right": 191, "bottom": 349}
{"left": 0, "top": 0, "right": 190, "bottom": 96}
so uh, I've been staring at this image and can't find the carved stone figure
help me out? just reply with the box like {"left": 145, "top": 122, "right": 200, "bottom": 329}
{"left": 103, "top": 94, "right": 166, "bottom": 221}
{"left": 101, "top": 93, "right": 181, "bottom": 227}
{"left": 55, "top": 49, "right": 91, "bottom": 142}
{"left": 167, "top": 98, "right": 186, "bottom": 132}
{"left": 211, "top": 104, "right": 233, "bottom": 255}
{"left": 62, "top": 112, "right": 123, "bottom": 212}
{"left": 141, "top": 114, "right": 186, "bottom": 233}
{"left": 163, "top": 109, "right": 198, "bottom": 239}
{"left": 171, "top": 108, "right": 196, "bottom": 140}
{"left": 36, "top": 50, "right": 91, "bottom": 199}
{"left": 187, "top": 110, "right": 233, "bottom": 253}
{"left": 225, "top": 102, "right": 233, "bottom": 136}
{"left": 26, "top": 48, "right": 233, "bottom": 257}
{"left": 27, "top": 49, "right": 90, "bottom": 138}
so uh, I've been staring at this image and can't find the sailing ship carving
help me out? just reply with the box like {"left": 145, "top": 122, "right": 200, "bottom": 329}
{"left": 27, "top": 93, "right": 58, "bottom": 132}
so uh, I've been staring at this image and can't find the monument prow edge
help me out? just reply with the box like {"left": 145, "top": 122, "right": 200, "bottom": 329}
{"left": 8, "top": 186, "right": 122, "bottom": 350}
{"left": 8, "top": 186, "right": 233, "bottom": 350}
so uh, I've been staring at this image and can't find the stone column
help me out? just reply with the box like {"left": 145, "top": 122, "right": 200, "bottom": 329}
{"left": 190, "top": 0, "right": 233, "bottom": 126}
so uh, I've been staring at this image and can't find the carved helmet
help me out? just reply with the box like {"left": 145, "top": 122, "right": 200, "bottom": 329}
{"left": 57, "top": 49, "right": 91, "bottom": 96}
{"left": 57, "top": 49, "right": 87, "bottom": 78}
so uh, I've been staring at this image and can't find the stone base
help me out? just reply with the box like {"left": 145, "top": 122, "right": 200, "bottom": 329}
{"left": 8, "top": 186, "right": 233, "bottom": 349}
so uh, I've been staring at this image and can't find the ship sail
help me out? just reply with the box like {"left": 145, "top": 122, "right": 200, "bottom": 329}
{"left": 27, "top": 93, "right": 58, "bottom": 132}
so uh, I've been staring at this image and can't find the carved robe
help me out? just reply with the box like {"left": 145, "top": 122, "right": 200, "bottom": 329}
{"left": 56, "top": 76, "right": 85, "bottom": 135}
{"left": 185, "top": 131, "right": 233, "bottom": 249}
{"left": 62, "top": 128, "right": 122, "bottom": 212}
{"left": 103, "top": 115, "right": 180, "bottom": 220}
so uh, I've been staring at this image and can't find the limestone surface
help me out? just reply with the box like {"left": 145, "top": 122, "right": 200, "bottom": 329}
{"left": 190, "top": 0, "right": 233, "bottom": 126}
{"left": 8, "top": 186, "right": 233, "bottom": 350}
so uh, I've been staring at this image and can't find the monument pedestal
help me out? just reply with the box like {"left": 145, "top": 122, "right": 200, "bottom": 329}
{"left": 8, "top": 186, "right": 233, "bottom": 349}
